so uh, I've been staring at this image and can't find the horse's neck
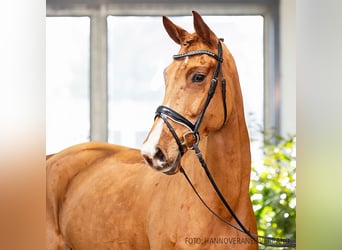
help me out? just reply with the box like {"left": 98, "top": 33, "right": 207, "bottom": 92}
{"left": 181, "top": 110, "right": 251, "bottom": 210}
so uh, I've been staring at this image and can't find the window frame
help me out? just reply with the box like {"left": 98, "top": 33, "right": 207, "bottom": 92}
{"left": 46, "top": 0, "right": 280, "bottom": 142}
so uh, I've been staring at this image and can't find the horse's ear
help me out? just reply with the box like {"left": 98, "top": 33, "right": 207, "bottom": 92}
{"left": 163, "top": 16, "right": 189, "bottom": 45}
{"left": 192, "top": 11, "right": 216, "bottom": 47}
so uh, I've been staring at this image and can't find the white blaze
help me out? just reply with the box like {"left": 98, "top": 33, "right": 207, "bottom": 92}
{"left": 184, "top": 56, "right": 189, "bottom": 65}
{"left": 141, "top": 119, "right": 164, "bottom": 157}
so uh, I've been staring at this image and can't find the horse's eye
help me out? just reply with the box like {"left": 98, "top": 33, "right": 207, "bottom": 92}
{"left": 191, "top": 73, "right": 206, "bottom": 83}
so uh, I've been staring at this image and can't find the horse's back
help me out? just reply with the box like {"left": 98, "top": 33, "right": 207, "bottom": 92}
{"left": 47, "top": 141, "right": 142, "bottom": 165}
{"left": 46, "top": 142, "right": 150, "bottom": 249}
{"left": 47, "top": 142, "right": 144, "bottom": 200}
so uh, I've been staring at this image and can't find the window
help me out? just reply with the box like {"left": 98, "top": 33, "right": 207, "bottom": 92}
{"left": 46, "top": 0, "right": 280, "bottom": 159}
{"left": 46, "top": 17, "right": 90, "bottom": 154}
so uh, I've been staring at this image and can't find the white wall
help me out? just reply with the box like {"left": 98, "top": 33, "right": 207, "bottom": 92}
{"left": 280, "top": 0, "right": 296, "bottom": 135}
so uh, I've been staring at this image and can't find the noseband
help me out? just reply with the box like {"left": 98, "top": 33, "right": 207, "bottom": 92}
{"left": 155, "top": 40, "right": 227, "bottom": 155}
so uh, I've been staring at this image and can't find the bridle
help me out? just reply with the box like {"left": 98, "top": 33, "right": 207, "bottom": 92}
{"left": 154, "top": 40, "right": 296, "bottom": 248}
{"left": 155, "top": 39, "right": 227, "bottom": 156}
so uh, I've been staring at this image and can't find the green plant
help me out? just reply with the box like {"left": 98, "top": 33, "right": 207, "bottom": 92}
{"left": 250, "top": 131, "right": 296, "bottom": 247}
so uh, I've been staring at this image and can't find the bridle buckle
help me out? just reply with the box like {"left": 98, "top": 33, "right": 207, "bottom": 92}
{"left": 182, "top": 131, "right": 200, "bottom": 150}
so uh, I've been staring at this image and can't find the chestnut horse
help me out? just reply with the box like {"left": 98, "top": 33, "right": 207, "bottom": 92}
{"left": 47, "top": 11, "right": 257, "bottom": 250}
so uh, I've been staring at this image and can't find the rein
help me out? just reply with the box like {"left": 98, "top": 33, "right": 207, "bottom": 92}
{"left": 155, "top": 40, "right": 296, "bottom": 248}
{"left": 180, "top": 148, "right": 296, "bottom": 248}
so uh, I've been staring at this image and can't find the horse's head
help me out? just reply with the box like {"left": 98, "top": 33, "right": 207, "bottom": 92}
{"left": 142, "top": 11, "right": 237, "bottom": 175}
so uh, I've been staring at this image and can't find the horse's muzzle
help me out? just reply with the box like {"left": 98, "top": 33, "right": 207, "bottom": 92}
{"left": 141, "top": 146, "right": 181, "bottom": 175}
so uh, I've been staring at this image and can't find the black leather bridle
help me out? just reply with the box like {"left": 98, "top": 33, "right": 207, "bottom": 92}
{"left": 154, "top": 40, "right": 296, "bottom": 248}
{"left": 155, "top": 40, "right": 227, "bottom": 156}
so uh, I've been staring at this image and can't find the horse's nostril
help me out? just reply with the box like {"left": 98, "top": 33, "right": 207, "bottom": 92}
{"left": 142, "top": 147, "right": 167, "bottom": 169}
{"left": 155, "top": 147, "right": 166, "bottom": 162}
{"left": 143, "top": 154, "right": 153, "bottom": 167}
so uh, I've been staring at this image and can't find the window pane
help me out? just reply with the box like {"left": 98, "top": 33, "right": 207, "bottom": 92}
{"left": 46, "top": 17, "right": 90, "bottom": 154}
{"left": 107, "top": 16, "right": 264, "bottom": 153}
